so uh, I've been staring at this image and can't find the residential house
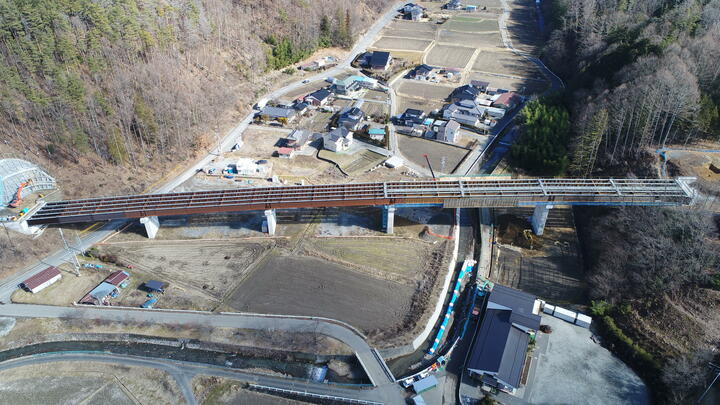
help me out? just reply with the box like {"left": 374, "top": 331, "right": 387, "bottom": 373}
{"left": 493, "top": 92, "right": 521, "bottom": 110}
{"left": 277, "top": 147, "right": 295, "bottom": 158}
{"left": 467, "top": 284, "right": 541, "bottom": 393}
{"left": 434, "top": 120, "right": 461, "bottom": 143}
{"left": 403, "top": 3, "right": 424, "bottom": 20}
{"left": 370, "top": 51, "right": 392, "bottom": 70}
{"left": 332, "top": 75, "right": 377, "bottom": 95}
{"left": 304, "top": 88, "right": 333, "bottom": 106}
{"left": 450, "top": 84, "right": 481, "bottom": 103}
{"left": 470, "top": 80, "right": 490, "bottom": 93}
{"left": 443, "top": 100, "right": 485, "bottom": 126}
{"left": 368, "top": 127, "right": 386, "bottom": 141}
{"left": 258, "top": 106, "right": 297, "bottom": 125}
{"left": 337, "top": 106, "right": 365, "bottom": 131}
{"left": 444, "top": 0, "right": 462, "bottom": 10}
{"left": 323, "top": 127, "right": 354, "bottom": 152}
{"left": 286, "top": 129, "right": 311, "bottom": 150}
{"left": 409, "top": 64, "right": 434, "bottom": 80}
{"left": 400, "top": 108, "right": 426, "bottom": 126}
{"left": 293, "top": 101, "right": 310, "bottom": 115}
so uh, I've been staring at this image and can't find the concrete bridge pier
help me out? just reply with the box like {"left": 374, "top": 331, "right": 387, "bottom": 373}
{"left": 264, "top": 209, "right": 277, "bottom": 236}
{"left": 382, "top": 205, "right": 396, "bottom": 234}
{"left": 530, "top": 204, "right": 553, "bottom": 236}
{"left": 140, "top": 216, "right": 160, "bottom": 239}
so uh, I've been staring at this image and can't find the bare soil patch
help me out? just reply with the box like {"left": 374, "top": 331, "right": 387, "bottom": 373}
{"left": 228, "top": 254, "right": 415, "bottom": 332}
{"left": 372, "top": 36, "right": 432, "bottom": 52}
{"left": 437, "top": 30, "right": 504, "bottom": 49}
{"left": 398, "top": 134, "right": 471, "bottom": 174}
{"left": 472, "top": 50, "right": 542, "bottom": 79}
{"left": 389, "top": 20, "right": 437, "bottom": 32}
{"left": 425, "top": 44, "right": 476, "bottom": 69}
{"left": 382, "top": 28, "right": 436, "bottom": 40}
{"left": 467, "top": 71, "right": 548, "bottom": 94}
{"left": 397, "top": 96, "right": 447, "bottom": 114}
{"left": 444, "top": 18, "right": 499, "bottom": 33}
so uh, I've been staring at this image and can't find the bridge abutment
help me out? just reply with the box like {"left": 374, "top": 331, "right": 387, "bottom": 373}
{"left": 264, "top": 209, "right": 277, "bottom": 236}
{"left": 383, "top": 205, "right": 396, "bottom": 234}
{"left": 530, "top": 204, "right": 553, "bottom": 235}
{"left": 140, "top": 216, "right": 160, "bottom": 239}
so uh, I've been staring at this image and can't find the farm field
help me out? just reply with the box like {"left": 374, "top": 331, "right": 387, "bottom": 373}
{"left": 467, "top": 71, "right": 548, "bottom": 94}
{"left": 397, "top": 134, "right": 470, "bottom": 174}
{"left": 396, "top": 80, "right": 454, "bottom": 100}
{"left": 464, "top": 0, "right": 502, "bottom": 8}
{"left": 389, "top": 20, "right": 437, "bottom": 32}
{"left": 371, "top": 36, "right": 432, "bottom": 52}
{"left": 471, "top": 50, "right": 541, "bottom": 79}
{"left": 443, "top": 18, "right": 498, "bottom": 33}
{"left": 437, "top": 30, "right": 503, "bottom": 49}
{"left": 228, "top": 254, "right": 415, "bottom": 332}
{"left": 362, "top": 100, "right": 390, "bottom": 119}
{"left": 425, "top": 44, "right": 476, "bottom": 69}
{"left": 382, "top": 28, "right": 436, "bottom": 40}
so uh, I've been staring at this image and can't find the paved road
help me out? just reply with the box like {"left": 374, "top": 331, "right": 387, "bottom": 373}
{"left": 0, "top": 351, "right": 392, "bottom": 405}
{"left": 0, "top": 303, "right": 406, "bottom": 404}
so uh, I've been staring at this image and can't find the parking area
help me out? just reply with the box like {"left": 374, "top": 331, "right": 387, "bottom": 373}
{"left": 524, "top": 315, "right": 649, "bottom": 405}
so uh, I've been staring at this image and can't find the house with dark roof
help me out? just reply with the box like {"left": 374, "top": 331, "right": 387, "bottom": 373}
{"left": 443, "top": 100, "right": 485, "bottom": 126}
{"left": 337, "top": 106, "right": 365, "bottom": 131}
{"left": 400, "top": 108, "right": 426, "bottom": 126}
{"left": 304, "top": 88, "right": 333, "bottom": 106}
{"left": 450, "top": 84, "right": 481, "bottom": 103}
{"left": 409, "top": 64, "right": 434, "bottom": 80}
{"left": 403, "top": 3, "right": 424, "bottom": 20}
{"left": 467, "top": 284, "right": 541, "bottom": 393}
{"left": 370, "top": 51, "right": 392, "bottom": 71}
{"left": 258, "top": 106, "right": 297, "bottom": 125}
{"left": 323, "top": 127, "right": 354, "bottom": 152}
{"left": 470, "top": 80, "right": 490, "bottom": 93}
{"left": 286, "top": 129, "right": 311, "bottom": 150}
{"left": 444, "top": 0, "right": 462, "bottom": 10}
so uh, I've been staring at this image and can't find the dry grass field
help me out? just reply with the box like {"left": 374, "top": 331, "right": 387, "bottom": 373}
{"left": 0, "top": 362, "right": 183, "bottom": 405}
{"left": 372, "top": 36, "right": 433, "bottom": 52}
{"left": 425, "top": 44, "right": 476, "bottom": 68}
{"left": 11, "top": 265, "right": 106, "bottom": 306}
{"left": 396, "top": 80, "right": 454, "bottom": 100}
{"left": 193, "top": 376, "right": 305, "bottom": 405}
{"left": 467, "top": 71, "right": 548, "bottom": 94}
{"left": 389, "top": 20, "right": 437, "bottom": 32}
{"left": 437, "top": 30, "right": 504, "bottom": 49}
{"left": 397, "top": 96, "right": 448, "bottom": 114}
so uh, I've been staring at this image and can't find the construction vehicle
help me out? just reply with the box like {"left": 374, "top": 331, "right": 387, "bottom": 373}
{"left": 9, "top": 180, "right": 32, "bottom": 208}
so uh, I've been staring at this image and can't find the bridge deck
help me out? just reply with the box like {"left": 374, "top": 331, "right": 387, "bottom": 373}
{"left": 27, "top": 178, "right": 695, "bottom": 225}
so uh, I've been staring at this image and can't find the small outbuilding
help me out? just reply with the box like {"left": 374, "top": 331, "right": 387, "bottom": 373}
{"left": 412, "top": 375, "right": 438, "bottom": 394}
{"left": 105, "top": 270, "right": 130, "bottom": 286}
{"left": 21, "top": 266, "right": 61, "bottom": 293}
{"left": 143, "top": 280, "right": 166, "bottom": 293}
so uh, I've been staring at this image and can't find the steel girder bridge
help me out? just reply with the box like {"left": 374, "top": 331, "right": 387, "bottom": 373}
{"left": 26, "top": 177, "right": 697, "bottom": 237}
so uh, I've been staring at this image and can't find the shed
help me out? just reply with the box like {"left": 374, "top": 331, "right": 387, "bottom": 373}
{"left": 412, "top": 375, "right": 438, "bottom": 394}
{"left": 21, "top": 266, "right": 61, "bottom": 293}
{"left": 411, "top": 395, "right": 427, "bottom": 405}
{"left": 143, "top": 280, "right": 165, "bottom": 292}
{"left": 105, "top": 270, "right": 130, "bottom": 286}
{"left": 89, "top": 282, "right": 118, "bottom": 301}
{"left": 142, "top": 298, "right": 158, "bottom": 308}
{"left": 278, "top": 147, "right": 295, "bottom": 158}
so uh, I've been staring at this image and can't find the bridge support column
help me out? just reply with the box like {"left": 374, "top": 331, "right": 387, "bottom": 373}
{"left": 530, "top": 205, "right": 553, "bottom": 236}
{"left": 264, "top": 209, "right": 277, "bottom": 236}
{"left": 383, "top": 205, "right": 396, "bottom": 234}
{"left": 140, "top": 216, "right": 160, "bottom": 239}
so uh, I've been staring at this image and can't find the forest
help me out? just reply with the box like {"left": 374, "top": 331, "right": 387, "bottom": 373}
{"left": 0, "top": 0, "right": 386, "bottom": 170}
{"left": 515, "top": 0, "right": 720, "bottom": 176}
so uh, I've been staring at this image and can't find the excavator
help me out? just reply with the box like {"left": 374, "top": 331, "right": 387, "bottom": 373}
{"left": 8, "top": 180, "right": 31, "bottom": 208}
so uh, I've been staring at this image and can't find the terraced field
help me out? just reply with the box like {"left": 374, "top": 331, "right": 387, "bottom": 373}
{"left": 425, "top": 44, "right": 476, "bottom": 68}
{"left": 438, "top": 30, "right": 503, "bottom": 49}
{"left": 372, "top": 36, "right": 432, "bottom": 52}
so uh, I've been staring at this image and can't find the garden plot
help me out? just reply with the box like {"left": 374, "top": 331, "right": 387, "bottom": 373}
{"left": 471, "top": 50, "right": 542, "bottom": 79}
{"left": 396, "top": 80, "right": 454, "bottom": 100}
{"left": 443, "top": 17, "right": 499, "bottom": 33}
{"left": 425, "top": 44, "right": 476, "bottom": 69}
{"left": 371, "top": 36, "right": 432, "bottom": 52}
{"left": 438, "top": 30, "right": 503, "bottom": 49}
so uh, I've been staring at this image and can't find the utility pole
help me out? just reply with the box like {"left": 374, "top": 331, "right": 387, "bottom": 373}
{"left": 58, "top": 228, "right": 80, "bottom": 276}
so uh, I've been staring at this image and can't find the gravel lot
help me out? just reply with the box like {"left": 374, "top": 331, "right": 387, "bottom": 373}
{"left": 372, "top": 36, "right": 433, "bottom": 52}
{"left": 396, "top": 80, "right": 454, "bottom": 100}
{"left": 425, "top": 44, "right": 476, "bottom": 68}
{"left": 229, "top": 254, "right": 415, "bottom": 332}
{"left": 438, "top": 30, "right": 504, "bottom": 49}
{"left": 398, "top": 134, "right": 471, "bottom": 174}
{"left": 527, "top": 315, "right": 649, "bottom": 405}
